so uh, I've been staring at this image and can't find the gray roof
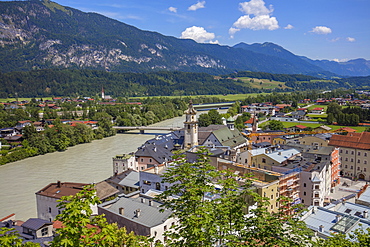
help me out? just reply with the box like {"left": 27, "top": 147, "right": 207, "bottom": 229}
{"left": 21, "top": 218, "right": 52, "bottom": 230}
{"left": 358, "top": 187, "right": 370, "bottom": 204}
{"left": 135, "top": 143, "right": 173, "bottom": 164}
{"left": 302, "top": 206, "right": 370, "bottom": 237}
{"left": 107, "top": 170, "right": 140, "bottom": 189}
{"left": 99, "top": 196, "right": 172, "bottom": 228}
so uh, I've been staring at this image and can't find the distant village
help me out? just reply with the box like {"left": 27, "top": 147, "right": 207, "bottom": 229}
{"left": 1, "top": 91, "right": 370, "bottom": 246}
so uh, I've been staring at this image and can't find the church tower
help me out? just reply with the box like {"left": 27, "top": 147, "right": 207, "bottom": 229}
{"left": 184, "top": 100, "right": 198, "bottom": 149}
{"left": 101, "top": 86, "right": 105, "bottom": 100}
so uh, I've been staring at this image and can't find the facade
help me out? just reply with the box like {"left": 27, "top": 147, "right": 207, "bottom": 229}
{"left": 35, "top": 181, "right": 94, "bottom": 221}
{"left": 21, "top": 218, "right": 54, "bottom": 239}
{"left": 140, "top": 164, "right": 172, "bottom": 194}
{"left": 98, "top": 195, "right": 177, "bottom": 245}
{"left": 298, "top": 135, "right": 329, "bottom": 147}
{"left": 112, "top": 153, "right": 136, "bottom": 174}
{"left": 329, "top": 132, "right": 370, "bottom": 180}
{"left": 183, "top": 101, "right": 198, "bottom": 149}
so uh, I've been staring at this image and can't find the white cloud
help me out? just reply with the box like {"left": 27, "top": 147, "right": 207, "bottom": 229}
{"left": 180, "top": 26, "right": 216, "bottom": 43}
{"left": 229, "top": 27, "right": 241, "bottom": 39}
{"left": 310, "top": 26, "right": 332, "bottom": 35}
{"left": 230, "top": 0, "right": 279, "bottom": 37}
{"left": 233, "top": 15, "right": 278, "bottom": 31}
{"left": 168, "top": 7, "right": 177, "bottom": 13}
{"left": 330, "top": 37, "right": 340, "bottom": 42}
{"left": 239, "top": 0, "right": 273, "bottom": 16}
{"left": 347, "top": 37, "right": 356, "bottom": 42}
{"left": 188, "top": 1, "right": 206, "bottom": 11}
{"left": 284, "top": 24, "right": 294, "bottom": 30}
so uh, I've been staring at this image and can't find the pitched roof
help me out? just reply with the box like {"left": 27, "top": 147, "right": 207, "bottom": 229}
{"left": 95, "top": 181, "right": 119, "bottom": 201}
{"left": 106, "top": 170, "right": 140, "bottom": 189}
{"left": 295, "top": 125, "right": 308, "bottom": 129}
{"left": 22, "top": 218, "right": 52, "bottom": 230}
{"left": 99, "top": 196, "right": 172, "bottom": 228}
{"left": 329, "top": 132, "right": 370, "bottom": 150}
{"left": 36, "top": 182, "right": 88, "bottom": 199}
{"left": 212, "top": 127, "right": 246, "bottom": 148}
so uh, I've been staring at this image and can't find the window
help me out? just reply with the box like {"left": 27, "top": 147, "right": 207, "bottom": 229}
{"left": 365, "top": 153, "right": 368, "bottom": 157}
{"left": 365, "top": 168, "right": 367, "bottom": 172}
{"left": 315, "top": 185, "right": 319, "bottom": 190}
{"left": 149, "top": 159, "right": 152, "bottom": 162}
{"left": 358, "top": 152, "right": 361, "bottom": 156}
{"left": 143, "top": 180, "right": 151, "bottom": 185}
{"left": 304, "top": 191, "right": 306, "bottom": 196}
{"left": 340, "top": 150, "right": 343, "bottom": 153}
{"left": 271, "top": 205, "right": 273, "bottom": 210}
{"left": 41, "top": 227, "right": 48, "bottom": 236}
{"left": 358, "top": 167, "right": 360, "bottom": 171}
{"left": 48, "top": 207, "right": 51, "bottom": 213}
{"left": 365, "top": 161, "right": 368, "bottom": 165}
{"left": 351, "top": 151, "right": 354, "bottom": 155}
{"left": 140, "top": 158, "right": 143, "bottom": 162}
{"left": 345, "top": 165, "right": 348, "bottom": 168}
{"left": 351, "top": 166, "right": 353, "bottom": 169}
{"left": 303, "top": 183, "right": 306, "bottom": 187}
{"left": 351, "top": 159, "right": 354, "bottom": 162}
{"left": 271, "top": 195, "right": 273, "bottom": 199}
{"left": 156, "top": 182, "right": 161, "bottom": 190}
{"left": 262, "top": 158, "right": 266, "bottom": 163}
{"left": 346, "top": 150, "right": 348, "bottom": 154}
{"left": 164, "top": 225, "right": 167, "bottom": 231}
{"left": 358, "top": 160, "right": 361, "bottom": 164}
{"left": 345, "top": 158, "right": 348, "bottom": 161}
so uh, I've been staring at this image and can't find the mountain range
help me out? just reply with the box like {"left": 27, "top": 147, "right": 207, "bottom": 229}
{"left": 0, "top": 0, "right": 369, "bottom": 77}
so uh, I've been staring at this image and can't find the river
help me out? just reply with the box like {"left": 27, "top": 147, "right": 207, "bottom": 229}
{"left": 0, "top": 114, "right": 189, "bottom": 221}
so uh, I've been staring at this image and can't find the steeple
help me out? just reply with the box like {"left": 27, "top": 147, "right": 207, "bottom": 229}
{"left": 101, "top": 86, "right": 105, "bottom": 100}
{"left": 184, "top": 100, "right": 198, "bottom": 149}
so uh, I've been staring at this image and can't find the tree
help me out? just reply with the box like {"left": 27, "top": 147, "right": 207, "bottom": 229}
{"left": 51, "top": 185, "right": 149, "bottom": 247}
{"left": 263, "top": 120, "right": 284, "bottom": 131}
{"left": 157, "top": 149, "right": 312, "bottom": 246}
{"left": 0, "top": 228, "right": 40, "bottom": 246}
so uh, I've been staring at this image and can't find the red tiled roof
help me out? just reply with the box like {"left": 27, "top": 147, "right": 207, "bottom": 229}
{"left": 295, "top": 125, "right": 307, "bottom": 129}
{"left": 329, "top": 132, "right": 370, "bottom": 150}
{"left": 312, "top": 107, "right": 324, "bottom": 111}
{"left": 337, "top": 127, "right": 357, "bottom": 133}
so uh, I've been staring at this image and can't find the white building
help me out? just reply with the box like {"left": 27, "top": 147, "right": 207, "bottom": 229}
{"left": 35, "top": 181, "right": 97, "bottom": 221}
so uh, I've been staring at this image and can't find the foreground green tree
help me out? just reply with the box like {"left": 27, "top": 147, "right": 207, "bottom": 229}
{"left": 157, "top": 148, "right": 312, "bottom": 246}
{"left": 51, "top": 185, "right": 149, "bottom": 247}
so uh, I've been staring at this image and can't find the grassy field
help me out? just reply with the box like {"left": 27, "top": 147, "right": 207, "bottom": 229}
{"left": 307, "top": 104, "right": 328, "bottom": 111}
{"left": 0, "top": 97, "right": 53, "bottom": 103}
{"left": 129, "top": 93, "right": 273, "bottom": 102}
{"left": 280, "top": 121, "right": 367, "bottom": 132}
{"left": 236, "top": 77, "right": 290, "bottom": 90}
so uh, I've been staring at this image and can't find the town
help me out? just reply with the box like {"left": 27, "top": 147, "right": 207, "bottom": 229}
{"left": 1, "top": 90, "right": 370, "bottom": 246}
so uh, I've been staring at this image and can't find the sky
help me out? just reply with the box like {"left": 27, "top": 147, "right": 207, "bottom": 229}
{"left": 4, "top": 0, "right": 370, "bottom": 61}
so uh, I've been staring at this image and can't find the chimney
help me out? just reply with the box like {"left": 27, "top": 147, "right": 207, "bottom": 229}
{"left": 153, "top": 147, "right": 157, "bottom": 152}
{"left": 141, "top": 198, "right": 146, "bottom": 203}
{"left": 319, "top": 225, "right": 324, "bottom": 233}
{"left": 57, "top": 181, "right": 61, "bottom": 188}
{"left": 154, "top": 165, "right": 159, "bottom": 174}
{"left": 119, "top": 207, "right": 124, "bottom": 215}
{"left": 149, "top": 200, "right": 153, "bottom": 206}
{"left": 364, "top": 210, "right": 368, "bottom": 218}
{"left": 313, "top": 206, "right": 318, "bottom": 213}
{"left": 136, "top": 209, "right": 141, "bottom": 217}
{"left": 335, "top": 214, "right": 341, "bottom": 223}
{"left": 278, "top": 152, "right": 282, "bottom": 155}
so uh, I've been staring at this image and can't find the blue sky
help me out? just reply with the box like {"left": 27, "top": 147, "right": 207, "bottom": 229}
{"left": 6, "top": 0, "right": 370, "bottom": 61}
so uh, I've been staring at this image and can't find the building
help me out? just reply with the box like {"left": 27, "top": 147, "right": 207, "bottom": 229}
{"left": 106, "top": 169, "right": 140, "bottom": 195}
{"left": 35, "top": 181, "right": 93, "bottom": 221}
{"left": 112, "top": 153, "right": 136, "bottom": 174}
{"left": 98, "top": 195, "right": 177, "bottom": 245}
{"left": 329, "top": 132, "right": 370, "bottom": 180}
{"left": 301, "top": 203, "right": 370, "bottom": 239}
{"left": 183, "top": 101, "right": 198, "bottom": 149}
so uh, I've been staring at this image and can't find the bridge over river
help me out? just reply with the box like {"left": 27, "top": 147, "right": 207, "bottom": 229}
{"left": 113, "top": 126, "right": 182, "bottom": 133}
